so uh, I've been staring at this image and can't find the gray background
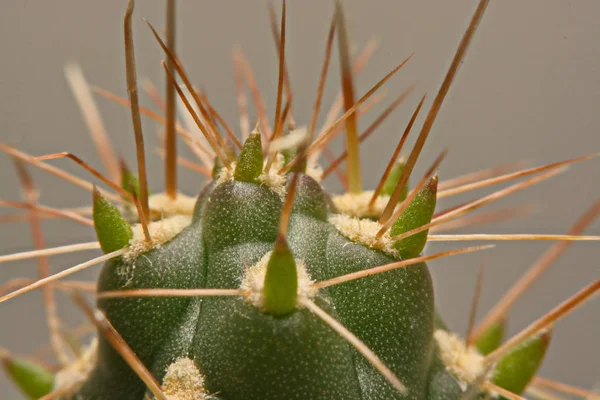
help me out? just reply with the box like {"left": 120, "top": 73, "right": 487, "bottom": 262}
{"left": 1, "top": 1, "right": 598, "bottom": 397}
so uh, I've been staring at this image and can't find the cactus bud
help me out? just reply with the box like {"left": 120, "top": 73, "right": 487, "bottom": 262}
{"left": 381, "top": 159, "right": 408, "bottom": 201}
{"left": 492, "top": 328, "right": 552, "bottom": 394}
{"left": 475, "top": 318, "right": 506, "bottom": 356}
{"left": 1, "top": 354, "right": 54, "bottom": 399}
{"left": 92, "top": 187, "right": 133, "bottom": 254}
{"left": 120, "top": 162, "right": 141, "bottom": 199}
{"left": 391, "top": 175, "right": 438, "bottom": 258}
{"left": 263, "top": 235, "right": 298, "bottom": 316}
{"left": 234, "top": 131, "right": 263, "bottom": 183}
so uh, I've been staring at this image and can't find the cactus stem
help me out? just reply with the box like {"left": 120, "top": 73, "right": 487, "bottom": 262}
{"left": 336, "top": 1, "right": 362, "bottom": 194}
{"left": 302, "top": 299, "right": 407, "bottom": 394}
{"left": 92, "top": 86, "right": 216, "bottom": 169}
{"left": 162, "top": 60, "right": 231, "bottom": 170}
{"left": 232, "top": 49, "right": 273, "bottom": 140}
{"left": 323, "top": 85, "right": 415, "bottom": 181}
{"left": 481, "top": 382, "right": 526, "bottom": 400}
{"left": 315, "top": 244, "right": 493, "bottom": 290}
{"left": 391, "top": 167, "right": 566, "bottom": 242}
{"left": 281, "top": 53, "right": 413, "bottom": 174}
{"left": 98, "top": 288, "right": 242, "bottom": 300}
{"left": 370, "top": 93, "right": 426, "bottom": 209}
{"left": 0, "top": 249, "right": 126, "bottom": 304}
{"left": 532, "top": 376, "right": 600, "bottom": 400}
{"left": 306, "top": 15, "right": 336, "bottom": 145}
{"left": 438, "top": 152, "right": 599, "bottom": 199}
{"left": 428, "top": 234, "right": 600, "bottom": 242}
{"left": 378, "top": 149, "right": 446, "bottom": 236}
{"left": 0, "top": 242, "right": 100, "bottom": 265}
{"left": 485, "top": 277, "right": 600, "bottom": 364}
{"left": 466, "top": 262, "right": 485, "bottom": 346}
{"left": 71, "top": 293, "right": 169, "bottom": 400}
{"left": 473, "top": 194, "right": 600, "bottom": 341}
{"left": 268, "top": 0, "right": 295, "bottom": 127}
{"left": 164, "top": 0, "right": 177, "bottom": 200}
{"left": 0, "top": 200, "right": 95, "bottom": 227}
{"left": 64, "top": 63, "right": 120, "bottom": 183}
{"left": 430, "top": 204, "right": 536, "bottom": 233}
{"left": 124, "top": 0, "right": 150, "bottom": 220}
{"left": 35, "top": 152, "right": 134, "bottom": 201}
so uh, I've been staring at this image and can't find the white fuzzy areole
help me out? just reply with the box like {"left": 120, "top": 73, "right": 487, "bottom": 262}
{"left": 54, "top": 338, "right": 98, "bottom": 393}
{"left": 332, "top": 190, "right": 391, "bottom": 219}
{"left": 240, "top": 251, "right": 316, "bottom": 311}
{"left": 148, "top": 193, "right": 197, "bottom": 218}
{"left": 268, "top": 127, "right": 307, "bottom": 152}
{"left": 434, "top": 329, "right": 487, "bottom": 390}
{"left": 124, "top": 215, "right": 192, "bottom": 261}
{"left": 216, "top": 161, "right": 236, "bottom": 185}
{"left": 329, "top": 214, "right": 398, "bottom": 257}
{"left": 305, "top": 160, "right": 324, "bottom": 183}
{"left": 162, "top": 357, "right": 207, "bottom": 400}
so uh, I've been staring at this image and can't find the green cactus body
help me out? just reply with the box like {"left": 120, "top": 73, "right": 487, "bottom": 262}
{"left": 79, "top": 169, "right": 458, "bottom": 400}
{"left": 5, "top": 1, "right": 598, "bottom": 399}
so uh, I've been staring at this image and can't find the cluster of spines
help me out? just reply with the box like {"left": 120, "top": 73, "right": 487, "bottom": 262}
{"left": 0, "top": 0, "right": 599, "bottom": 399}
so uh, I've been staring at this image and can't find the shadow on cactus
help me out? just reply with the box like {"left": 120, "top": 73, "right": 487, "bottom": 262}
{"left": 1, "top": 0, "right": 599, "bottom": 399}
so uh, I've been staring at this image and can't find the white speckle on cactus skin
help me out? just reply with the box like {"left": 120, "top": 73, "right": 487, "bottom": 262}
{"left": 434, "top": 329, "right": 487, "bottom": 390}
{"left": 125, "top": 215, "right": 192, "bottom": 261}
{"left": 54, "top": 338, "right": 98, "bottom": 394}
{"left": 148, "top": 192, "right": 197, "bottom": 218}
{"left": 332, "top": 190, "right": 392, "bottom": 219}
{"left": 329, "top": 214, "right": 398, "bottom": 257}
{"left": 240, "top": 250, "right": 316, "bottom": 311}
{"left": 163, "top": 357, "right": 207, "bottom": 400}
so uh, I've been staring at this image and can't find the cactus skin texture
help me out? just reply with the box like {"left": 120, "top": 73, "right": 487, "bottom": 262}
{"left": 4, "top": 1, "right": 599, "bottom": 399}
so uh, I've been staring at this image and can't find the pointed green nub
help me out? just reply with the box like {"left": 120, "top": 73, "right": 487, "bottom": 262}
{"left": 93, "top": 188, "right": 133, "bottom": 254}
{"left": 121, "top": 167, "right": 141, "bottom": 199}
{"left": 281, "top": 148, "right": 307, "bottom": 174}
{"left": 1, "top": 355, "right": 54, "bottom": 399}
{"left": 475, "top": 319, "right": 506, "bottom": 355}
{"left": 381, "top": 160, "right": 408, "bottom": 201}
{"left": 263, "top": 236, "right": 298, "bottom": 317}
{"left": 391, "top": 175, "right": 438, "bottom": 259}
{"left": 492, "top": 329, "right": 552, "bottom": 394}
{"left": 234, "top": 132, "right": 264, "bottom": 183}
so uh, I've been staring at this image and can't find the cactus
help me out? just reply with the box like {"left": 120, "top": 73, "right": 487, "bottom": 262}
{"left": 1, "top": 1, "right": 599, "bottom": 400}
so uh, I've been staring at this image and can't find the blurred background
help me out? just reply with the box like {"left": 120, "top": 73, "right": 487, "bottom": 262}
{"left": 0, "top": 1, "right": 598, "bottom": 397}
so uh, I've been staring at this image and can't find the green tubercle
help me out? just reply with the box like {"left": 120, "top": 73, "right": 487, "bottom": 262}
{"left": 263, "top": 235, "right": 298, "bottom": 317}
{"left": 381, "top": 160, "right": 408, "bottom": 201}
{"left": 234, "top": 131, "right": 263, "bottom": 183}
{"left": 1, "top": 354, "right": 54, "bottom": 399}
{"left": 92, "top": 187, "right": 133, "bottom": 254}
{"left": 120, "top": 163, "right": 141, "bottom": 199}
{"left": 475, "top": 319, "right": 506, "bottom": 356}
{"left": 391, "top": 175, "right": 438, "bottom": 258}
{"left": 492, "top": 329, "right": 552, "bottom": 394}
